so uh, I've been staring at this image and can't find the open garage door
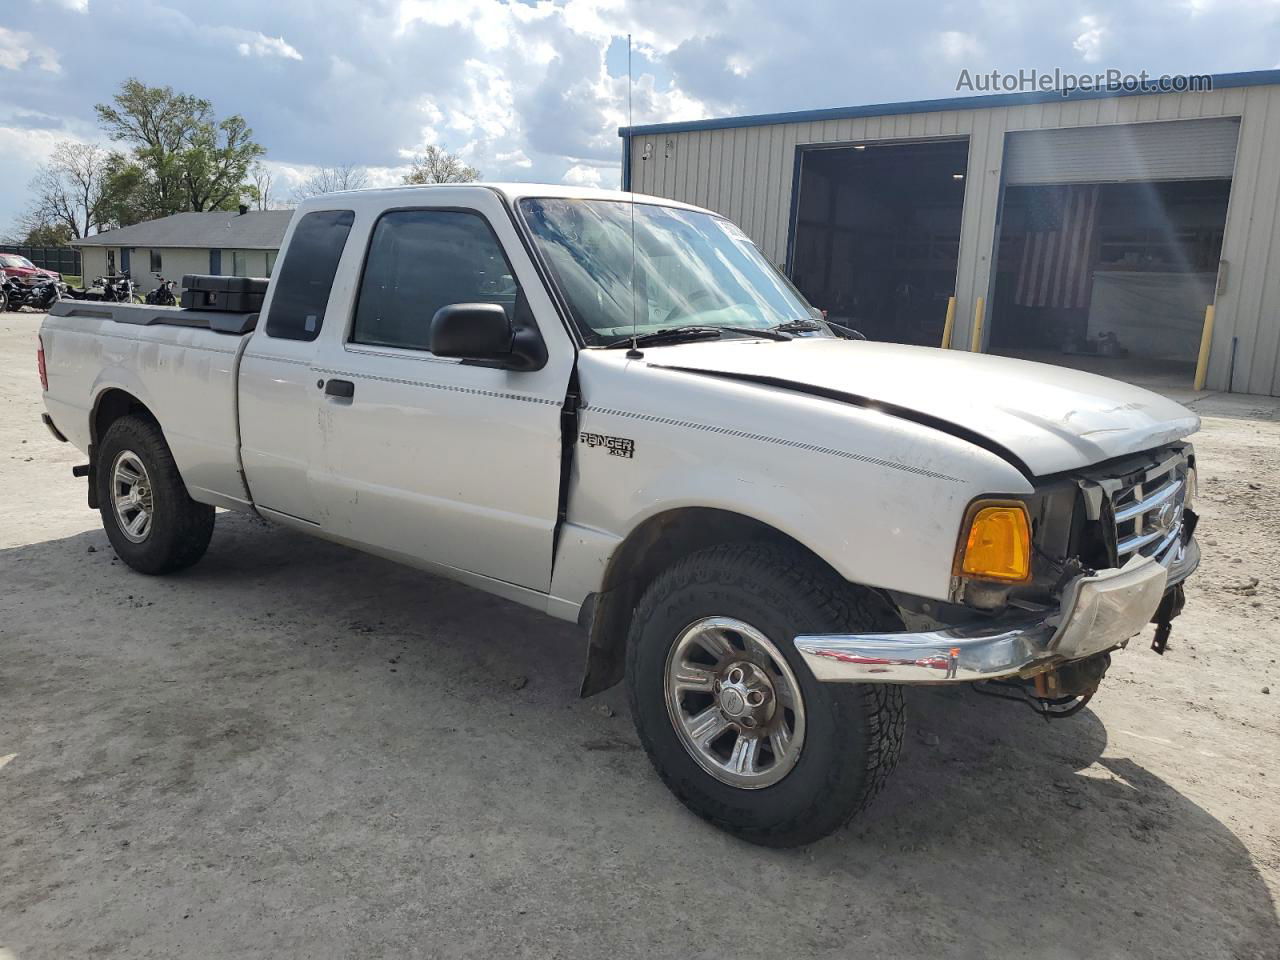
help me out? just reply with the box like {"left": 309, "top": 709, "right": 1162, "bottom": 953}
{"left": 989, "top": 119, "right": 1239, "bottom": 392}
{"left": 789, "top": 138, "right": 969, "bottom": 346}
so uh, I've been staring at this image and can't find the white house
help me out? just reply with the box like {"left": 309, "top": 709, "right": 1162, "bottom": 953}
{"left": 72, "top": 208, "right": 292, "bottom": 293}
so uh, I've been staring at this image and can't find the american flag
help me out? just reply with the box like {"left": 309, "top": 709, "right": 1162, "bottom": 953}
{"left": 1014, "top": 184, "right": 1100, "bottom": 309}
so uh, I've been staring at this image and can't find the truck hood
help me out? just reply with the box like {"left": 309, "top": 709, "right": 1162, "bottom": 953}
{"left": 640, "top": 338, "right": 1199, "bottom": 477}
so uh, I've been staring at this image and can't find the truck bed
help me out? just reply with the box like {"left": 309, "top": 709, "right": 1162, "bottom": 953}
{"left": 49, "top": 300, "right": 259, "bottom": 335}
{"left": 42, "top": 300, "right": 255, "bottom": 511}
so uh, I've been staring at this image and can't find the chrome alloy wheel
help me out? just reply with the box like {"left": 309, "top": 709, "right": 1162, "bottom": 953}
{"left": 111, "top": 450, "right": 154, "bottom": 543}
{"left": 664, "top": 616, "right": 807, "bottom": 789}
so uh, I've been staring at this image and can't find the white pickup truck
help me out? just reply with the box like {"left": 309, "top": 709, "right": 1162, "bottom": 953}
{"left": 38, "top": 184, "right": 1201, "bottom": 846}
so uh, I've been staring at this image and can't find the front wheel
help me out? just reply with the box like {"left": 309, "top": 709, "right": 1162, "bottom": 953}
{"left": 625, "top": 542, "right": 906, "bottom": 847}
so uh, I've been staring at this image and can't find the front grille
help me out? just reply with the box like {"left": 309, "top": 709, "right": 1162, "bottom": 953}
{"left": 1108, "top": 451, "right": 1190, "bottom": 563}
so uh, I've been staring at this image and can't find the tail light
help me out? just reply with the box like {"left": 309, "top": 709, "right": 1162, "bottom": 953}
{"left": 37, "top": 335, "right": 48, "bottom": 391}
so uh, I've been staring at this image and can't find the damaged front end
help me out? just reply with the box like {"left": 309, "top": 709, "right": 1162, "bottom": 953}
{"left": 794, "top": 444, "right": 1200, "bottom": 717}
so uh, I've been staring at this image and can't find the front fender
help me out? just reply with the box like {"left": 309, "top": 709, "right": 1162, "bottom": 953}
{"left": 564, "top": 353, "right": 1032, "bottom": 605}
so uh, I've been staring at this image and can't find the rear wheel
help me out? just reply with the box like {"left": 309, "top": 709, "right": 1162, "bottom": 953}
{"left": 96, "top": 415, "right": 214, "bottom": 574}
{"left": 625, "top": 542, "right": 906, "bottom": 847}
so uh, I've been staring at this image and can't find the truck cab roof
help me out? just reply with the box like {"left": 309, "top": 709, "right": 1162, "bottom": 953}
{"left": 292, "top": 182, "right": 714, "bottom": 216}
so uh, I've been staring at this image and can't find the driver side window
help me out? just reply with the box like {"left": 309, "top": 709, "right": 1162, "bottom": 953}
{"left": 351, "top": 209, "right": 520, "bottom": 352}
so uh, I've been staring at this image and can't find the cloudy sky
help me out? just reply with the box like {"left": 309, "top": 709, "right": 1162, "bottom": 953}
{"left": 2, "top": 0, "right": 1278, "bottom": 231}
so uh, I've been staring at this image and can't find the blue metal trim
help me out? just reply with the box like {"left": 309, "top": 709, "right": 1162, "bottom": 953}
{"left": 618, "top": 68, "right": 1280, "bottom": 138}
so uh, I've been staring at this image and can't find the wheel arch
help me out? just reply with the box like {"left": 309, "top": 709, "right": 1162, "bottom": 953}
{"left": 579, "top": 506, "right": 852, "bottom": 697}
{"left": 92, "top": 387, "right": 159, "bottom": 444}
{"left": 86, "top": 388, "right": 160, "bottom": 508}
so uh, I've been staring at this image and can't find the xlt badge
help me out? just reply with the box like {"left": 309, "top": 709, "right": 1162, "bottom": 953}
{"left": 580, "top": 432, "right": 634, "bottom": 459}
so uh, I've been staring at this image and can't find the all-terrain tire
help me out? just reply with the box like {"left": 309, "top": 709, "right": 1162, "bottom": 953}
{"left": 96, "top": 414, "right": 214, "bottom": 574}
{"left": 625, "top": 541, "right": 906, "bottom": 847}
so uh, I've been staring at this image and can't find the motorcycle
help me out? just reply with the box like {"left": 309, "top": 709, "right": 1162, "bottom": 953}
{"left": 28, "top": 275, "right": 62, "bottom": 310}
{"left": 63, "top": 278, "right": 105, "bottom": 301}
{"left": 61, "top": 281, "right": 95, "bottom": 301}
{"left": 102, "top": 272, "right": 138, "bottom": 303}
{"left": 65, "top": 272, "right": 138, "bottom": 303}
{"left": 1, "top": 274, "right": 62, "bottom": 311}
{"left": 65, "top": 276, "right": 109, "bottom": 301}
{"left": 145, "top": 273, "right": 178, "bottom": 306}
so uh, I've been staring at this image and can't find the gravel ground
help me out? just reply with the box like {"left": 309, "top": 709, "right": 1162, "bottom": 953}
{"left": 2, "top": 310, "right": 1277, "bottom": 959}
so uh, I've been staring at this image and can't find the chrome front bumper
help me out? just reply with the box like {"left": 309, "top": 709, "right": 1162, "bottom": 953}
{"left": 795, "top": 537, "right": 1199, "bottom": 684}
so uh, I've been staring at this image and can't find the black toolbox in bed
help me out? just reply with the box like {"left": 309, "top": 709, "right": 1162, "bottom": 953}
{"left": 180, "top": 275, "right": 268, "bottom": 312}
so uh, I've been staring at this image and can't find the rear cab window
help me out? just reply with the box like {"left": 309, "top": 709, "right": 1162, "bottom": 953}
{"left": 264, "top": 209, "right": 355, "bottom": 341}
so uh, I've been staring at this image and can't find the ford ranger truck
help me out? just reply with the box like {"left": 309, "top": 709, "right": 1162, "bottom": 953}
{"left": 37, "top": 184, "right": 1201, "bottom": 846}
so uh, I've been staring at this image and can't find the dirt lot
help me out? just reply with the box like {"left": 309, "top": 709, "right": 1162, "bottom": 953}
{"left": 2, "top": 309, "right": 1277, "bottom": 959}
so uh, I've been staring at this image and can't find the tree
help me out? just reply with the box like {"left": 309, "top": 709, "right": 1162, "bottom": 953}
{"left": 95, "top": 157, "right": 150, "bottom": 230}
{"left": 248, "top": 163, "right": 275, "bottom": 210}
{"left": 290, "top": 163, "right": 369, "bottom": 203}
{"left": 402, "top": 146, "right": 480, "bottom": 184}
{"left": 20, "top": 222, "right": 75, "bottom": 246}
{"left": 12, "top": 141, "right": 113, "bottom": 240}
{"left": 94, "top": 78, "right": 265, "bottom": 221}
{"left": 181, "top": 113, "right": 263, "bottom": 212}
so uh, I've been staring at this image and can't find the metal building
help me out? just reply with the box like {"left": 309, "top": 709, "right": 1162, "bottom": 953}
{"left": 620, "top": 69, "right": 1280, "bottom": 397}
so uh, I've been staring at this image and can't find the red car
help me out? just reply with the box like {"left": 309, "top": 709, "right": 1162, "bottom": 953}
{"left": 0, "top": 254, "right": 60, "bottom": 282}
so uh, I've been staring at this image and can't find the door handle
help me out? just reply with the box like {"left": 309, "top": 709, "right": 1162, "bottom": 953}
{"left": 324, "top": 378, "right": 355, "bottom": 399}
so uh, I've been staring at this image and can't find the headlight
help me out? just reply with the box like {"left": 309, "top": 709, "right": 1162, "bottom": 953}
{"left": 955, "top": 501, "right": 1032, "bottom": 583}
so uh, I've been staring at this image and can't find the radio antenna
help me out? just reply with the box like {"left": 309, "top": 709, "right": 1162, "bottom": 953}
{"left": 625, "top": 33, "right": 643, "bottom": 359}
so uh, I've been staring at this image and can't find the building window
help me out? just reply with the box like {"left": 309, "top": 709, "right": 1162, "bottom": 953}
{"left": 149, "top": 250, "right": 162, "bottom": 273}
{"left": 232, "top": 250, "right": 246, "bottom": 276}
{"left": 266, "top": 250, "right": 277, "bottom": 277}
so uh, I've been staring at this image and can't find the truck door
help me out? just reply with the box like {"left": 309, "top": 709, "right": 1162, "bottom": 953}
{"left": 309, "top": 191, "right": 575, "bottom": 593}
{"left": 238, "top": 208, "right": 356, "bottom": 524}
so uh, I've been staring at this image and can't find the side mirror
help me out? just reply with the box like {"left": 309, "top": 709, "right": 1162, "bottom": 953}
{"left": 430, "top": 303, "right": 514, "bottom": 360}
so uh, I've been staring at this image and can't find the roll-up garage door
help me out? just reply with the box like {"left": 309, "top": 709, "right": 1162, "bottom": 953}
{"left": 1004, "top": 118, "right": 1241, "bottom": 185}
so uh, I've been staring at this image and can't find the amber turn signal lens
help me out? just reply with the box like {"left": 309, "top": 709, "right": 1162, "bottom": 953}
{"left": 959, "top": 505, "right": 1031, "bottom": 582}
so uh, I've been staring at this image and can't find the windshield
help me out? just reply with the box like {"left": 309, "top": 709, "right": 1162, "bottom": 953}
{"left": 519, "top": 198, "right": 813, "bottom": 344}
{"left": 1, "top": 255, "right": 35, "bottom": 269}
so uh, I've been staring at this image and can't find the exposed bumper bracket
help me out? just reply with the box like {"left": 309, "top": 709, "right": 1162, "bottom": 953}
{"left": 795, "top": 538, "right": 1198, "bottom": 684}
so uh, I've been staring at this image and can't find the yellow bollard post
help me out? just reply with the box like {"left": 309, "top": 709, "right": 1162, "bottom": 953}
{"left": 969, "top": 296, "right": 986, "bottom": 353}
{"left": 940, "top": 296, "right": 957, "bottom": 349}
{"left": 1193, "top": 304, "right": 1216, "bottom": 391}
